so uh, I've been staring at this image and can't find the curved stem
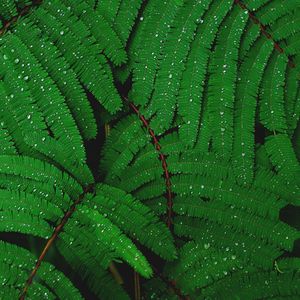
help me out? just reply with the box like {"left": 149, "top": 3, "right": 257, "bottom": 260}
{"left": 19, "top": 184, "right": 94, "bottom": 299}
{"left": 0, "top": 1, "right": 43, "bottom": 36}
{"left": 123, "top": 97, "right": 174, "bottom": 229}
{"left": 234, "top": 0, "right": 295, "bottom": 69}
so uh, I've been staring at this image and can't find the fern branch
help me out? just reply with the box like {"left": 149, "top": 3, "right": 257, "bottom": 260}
{"left": 122, "top": 97, "right": 189, "bottom": 299}
{"left": 123, "top": 97, "right": 174, "bottom": 229}
{"left": 150, "top": 264, "right": 189, "bottom": 300}
{"left": 19, "top": 183, "right": 94, "bottom": 300}
{"left": 103, "top": 122, "right": 125, "bottom": 288}
{"left": 0, "top": 0, "right": 42, "bottom": 36}
{"left": 234, "top": 0, "right": 296, "bottom": 69}
{"left": 134, "top": 270, "right": 141, "bottom": 300}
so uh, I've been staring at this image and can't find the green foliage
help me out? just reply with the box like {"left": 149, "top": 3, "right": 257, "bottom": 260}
{"left": 0, "top": 0, "right": 299, "bottom": 299}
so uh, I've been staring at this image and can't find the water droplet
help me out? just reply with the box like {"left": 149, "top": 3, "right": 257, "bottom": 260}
{"left": 204, "top": 243, "right": 210, "bottom": 249}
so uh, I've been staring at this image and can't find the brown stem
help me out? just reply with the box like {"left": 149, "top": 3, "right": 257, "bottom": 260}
{"left": 234, "top": 0, "right": 296, "bottom": 69}
{"left": 123, "top": 97, "right": 174, "bottom": 229}
{"left": 109, "top": 263, "right": 124, "bottom": 285}
{"left": 134, "top": 271, "right": 141, "bottom": 300}
{"left": 152, "top": 266, "right": 189, "bottom": 300}
{"left": 19, "top": 184, "right": 94, "bottom": 300}
{"left": 0, "top": 1, "right": 43, "bottom": 36}
{"left": 104, "top": 124, "right": 125, "bottom": 286}
{"left": 122, "top": 97, "right": 188, "bottom": 299}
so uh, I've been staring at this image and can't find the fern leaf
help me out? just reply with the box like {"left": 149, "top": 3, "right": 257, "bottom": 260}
{"left": 239, "top": 0, "right": 297, "bottom": 60}
{"left": 0, "top": 241, "right": 83, "bottom": 299}
{"left": 112, "top": 0, "right": 144, "bottom": 45}
{"left": 0, "top": 210, "right": 52, "bottom": 238}
{"left": 28, "top": 4, "right": 123, "bottom": 113}
{"left": 0, "top": 124, "right": 16, "bottom": 155}
{"left": 60, "top": 0, "right": 127, "bottom": 65}
{"left": 270, "top": 9, "right": 300, "bottom": 41}
{"left": 146, "top": 0, "right": 212, "bottom": 133}
{"left": 0, "top": 188, "right": 62, "bottom": 220}
{"left": 172, "top": 192, "right": 300, "bottom": 250}
{"left": 174, "top": 217, "right": 283, "bottom": 269}
{"left": 100, "top": 115, "right": 150, "bottom": 180}
{"left": 95, "top": 0, "right": 121, "bottom": 23}
{"left": 0, "top": 0, "right": 17, "bottom": 20}
{"left": 284, "top": 56, "right": 300, "bottom": 134}
{"left": 254, "top": 166, "right": 300, "bottom": 205}
{"left": 0, "top": 155, "right": 83, "bottom": 198}
{"left": 13, "top": 20, "right": 97, "bottom": 140}
{"left": 241, "top": 0, "right": 269, "bottom": 11}
{"left": 60, "top": 236, "right": 132, "bottom": 300}
{"left": 0, "top": 56, "right": 47, "bottom": 154}
{"left": 65, "top": 204, "right": 153, "bottom": 278}
{"left": 0, "top": 1, "right": 299, "bottom": 298}
{"left": 143, "top": 278, "right": 178, "bottom": 300}
{"left": 130, "top": 0, "right": 183, "bottom": 106}
{"left": 177, "top": 0, "right": 233, "bottom": 147}
{"left": 1, "top": 34, "right": 87, "bottom": 165}
{"left": 255, "top": 0, "right": 300, "bottom": 26}
{"left": 94, "top": 183, "right": 177, "bottom": 260}
{"left": 201, "top": 267, "right": 300, "bottom": 299}
{"left": 259, "top": 52, "right": 288, "bottom": 132}
{"left": 264, "top": 133, "right": 300, "bottom": 185}
{"left": 233, "top": 38, "right": 274, "bottom": 185}
{"left": 207, "top": 6, "right": 248, "bottom": 157}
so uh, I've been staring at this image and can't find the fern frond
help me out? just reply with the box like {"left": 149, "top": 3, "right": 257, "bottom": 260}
{"left": 60, "top": 0, "right": 127, "bottom": 65}
{"left": 100, "top": 115, "right": 150, "bottom": 180}
{"left": 207, "top": 6, "right": 248, "bottom": 158}
{"left": 0, "top": 124, "right": 17, "bottom": 155}
{"left": 177, "top": 0, "right": 233, "bottom": 147}
{"left": 0, "top": 0, "right": 299, "bottom": 298}
{"left": 95, "top": 0, "right": 121, "bottom": 23}
{"left": 0, "top": 155, "right": 83, "bottom": 197}
{"left": 164, "top": 241, "right": 243, "bottom": 294}
{"left": 259, "top": 52, "right": 288, "bottom": 132}
{"left": 13, "top": 19, "right": 97, "bottom": 140}
{"left": 1, "top": 33, "right": 87, "bottom": 163}
{"left": 233, "top": 37, "right": 274, "bottom": 185}
{"left": 201, "top": 266, "right": 300, "bottom": 299}
{"left": 284, "top": 56, "right": 300, "bottom": 134}
{"left": 174, "top": 216, "right": 282, "bottom": 269}
{"left": 0, "top": 0, "right": 18, "bottom": 20}
{"left": 112, "top": 0, "right": 144, "bottom": 45}
{"left": 130, "top": 0, "right": 182, "bottom": 106}
{"left": 62, "top": 204, "right": 153, "bottom": 278}
{"left": 172, "top": 192, "right": 300, "bottom": 251}
{"left": 239, "top": 0, "right": 298, "bottom": 60}
{"left": 144, "top": 281, "right": 178, "bottom": 299}
{"left": 0, "top": 241, "right": 83, "bottom": 299}
{"left": 56, "top": 233, "right": 131, "bottom": 300}
{"left": 270, "top": 8, "right": 300, "bottom": 41}
{"left": 264, "top": 133, "right": 300, "bottom": 185}
{"left": 146, "top": 0, "right": 212, "bottom": 133}
{"left": 0, "top": 188, "right": 62, "bottom": 220}
{"left": 254, "top": 167, "right": 300, "bottom": 205}
{"left": 27, "top": 2, "right": 123, "bottom": 113}
{"left": 254, "top": 0, "right": 300, "bottom": 26}
{"left": 94, "top": 183, "right": 177, "bottom": 260}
